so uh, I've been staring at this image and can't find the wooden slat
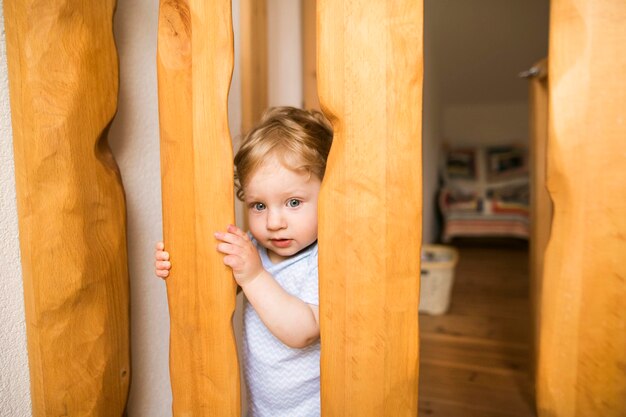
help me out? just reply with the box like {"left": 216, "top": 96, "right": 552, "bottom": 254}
{"left": 240, "top": 0, "right": 268, "bottom": 134}
{"left": 3, "top": 1, "right": 130, "bottom": 415}
{"left": 537, "top": 1, "right": 626, "bottom": 415}
{"left": 317, "top": 1, "right": 423, "bottom": 415}
{"left": 157, "top": 1, "right": 240, "bottom": 415}
{"left": 527, "top": 58, "right": 550, "bottom": 383}
{"left": 302, "top": 0, "right": 320, "bottom": 111}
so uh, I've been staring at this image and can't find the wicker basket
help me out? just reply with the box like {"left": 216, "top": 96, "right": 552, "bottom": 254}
{"left": 419, "top": 245, "right": 459, "bottom": 315}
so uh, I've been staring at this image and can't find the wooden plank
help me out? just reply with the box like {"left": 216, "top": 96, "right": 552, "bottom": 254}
{"left": 3, "top": 1, "right": 130, "bottom": 415}
{"left": 420, "top": 313, "right": 531, "bottom": 346}
{"left": 449, "top": 293, "right": 530, "bottom": 320}
{"left": 157, "top": 1, "right": 240, "bottom": 415}
{"left": 453, "top": 275, "right": 530, "bottom": 298}
{"left": 527, "top": 58, "right": 550, "bottom": 383}
{"left": 302, "top": 0, "right": 320, "bottom": 110}
{"left": 537, "top": 1, "right": 626, "bottom": 415}
{"left": 419, "top": 398, "right": 533, "bottom": 417}
{"left": 421, "top": 334, "right": 530, "bottom": 375}
{"left": 444, "top": 246, "right": 530, "bottom": 320}
{"left": 240, "top": 0, "right": 268, "bottom": 134}
{"left": 419, "top": 362, "right": 535, "bottom": 416}
{"left": 317, "top": 1, "right": 423, "bottom": 415}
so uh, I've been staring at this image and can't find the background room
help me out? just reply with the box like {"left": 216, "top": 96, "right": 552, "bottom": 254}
{"left": 418, "top": 1, "right": 549, "bottom": 415}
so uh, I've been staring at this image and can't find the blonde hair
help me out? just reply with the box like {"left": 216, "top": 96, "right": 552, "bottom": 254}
{"left": 234, "top": 106, "right": 333, "bottom": 200}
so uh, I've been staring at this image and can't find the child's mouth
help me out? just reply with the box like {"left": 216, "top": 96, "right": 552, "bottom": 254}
{"left": 271, "top": 239, "right": 292, "bottom": 248}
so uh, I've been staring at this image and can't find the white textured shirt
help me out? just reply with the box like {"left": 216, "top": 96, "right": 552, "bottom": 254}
{"left": 243, "top": 237, "right": 320, "bottom": 417}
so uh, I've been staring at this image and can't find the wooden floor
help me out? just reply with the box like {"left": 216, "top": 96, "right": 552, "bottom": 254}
{"left": 418, "top": 243, "right": 536, "bottom": 417}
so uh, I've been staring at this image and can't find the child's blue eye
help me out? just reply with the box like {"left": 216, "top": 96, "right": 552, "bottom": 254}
{"left": 287, "top": 199, "right": 301, "bottom": 208}
{"left": 253, "top": 202, "right": 266, "bottom": 211}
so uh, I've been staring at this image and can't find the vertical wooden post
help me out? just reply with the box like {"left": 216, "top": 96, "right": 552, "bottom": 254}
{"left": 302, "top": 0, "right": 320, "bottom": 111}
{"left": 240, "top": 0, "right": 268, "bottom": 134}
{"left": 157, "top": 1, "right": 240, "bottom": 415}
{"left": 537, "top": 1, "right": 626, "bottom": 415}
{"left": 3, "top": 1, "right": 130, "bottom": 415}
{"left": 527, "top": 59, "right": 551, "bottom": 381}
{"left": 317, "top": 1, "right": 423, "bottom": 416}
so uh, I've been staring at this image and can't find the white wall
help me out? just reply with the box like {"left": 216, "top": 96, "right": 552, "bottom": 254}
{"left": 267, "top": 0, "right": 303, "bottom": 108}
{"left": 108, "top": 1, "right": 170, "bottom": 414}
{"left": 0, "top": 4, "right": 32, "bottom": 415}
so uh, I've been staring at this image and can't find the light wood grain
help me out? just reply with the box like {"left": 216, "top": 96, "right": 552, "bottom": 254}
{"left": 3, "top": 1, "right": 130, "bottom": 415}
{"left": 317, "top": 1, "right": 423, "bottom": 415}
{"left": 537, "top": 1, "right": 626, "bottom": 415}
{"left": 241, "top": 0, "right": 268, "bottom": 134}
{"left": 157, "top": 1, "right": 241, "bottom": 415}
{"left": 420, "top": 363, "right": 534, "bottom": 416}
{"left": 527, "top": 58, "right": 551, "bottom": 384}
{"left": 302, "top": 0, "right": 320, "bottom": 111}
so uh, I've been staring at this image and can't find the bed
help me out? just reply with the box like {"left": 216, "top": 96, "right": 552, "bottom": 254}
{"left": 438, "top": 144, "right": 530, "bottom": 242}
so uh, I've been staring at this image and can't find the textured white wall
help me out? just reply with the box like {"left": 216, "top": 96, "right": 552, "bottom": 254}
{"left": 0, "top": 4, "right": 33, "bottom": 415}
{"left": 108, "top": 1, "right": 171, "bottom": 414}
{"left": 268, "top": 0, "right": 303, "bottom": 107}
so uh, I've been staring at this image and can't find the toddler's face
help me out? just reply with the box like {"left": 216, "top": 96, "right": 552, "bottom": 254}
{"left": 244, "top": 155, "right": 320, "bottom": 264}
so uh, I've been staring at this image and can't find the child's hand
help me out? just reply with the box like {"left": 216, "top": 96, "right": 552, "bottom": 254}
{"left": 215, "top": 224, "right": 264, "bottom": 286}
{"left": 154, "top": 241, "right": 171, "bottom": 279}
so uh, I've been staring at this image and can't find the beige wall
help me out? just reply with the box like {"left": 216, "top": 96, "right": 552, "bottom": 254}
{"left": 268, "top": 0, "right": 303, "bottom": 107}
{"left": 429, "top": 0, "right": 549, "bottom": 106}
{"left": 109, "top": 2, "right": 170, "bottom": 414}
{"left": 427, "top": 0, "right": 549, "bottom": 148}
{"left": 442, "top": 102, "right": 529, "bottom": 146}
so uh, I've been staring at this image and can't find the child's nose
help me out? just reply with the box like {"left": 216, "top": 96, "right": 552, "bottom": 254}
{"left": 266, "top": 209, "right": 286, "bottom": 230}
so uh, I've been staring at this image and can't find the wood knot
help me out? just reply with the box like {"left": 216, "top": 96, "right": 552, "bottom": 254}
{"left": 157, "top": 0, "right": 192, "bottom": 70}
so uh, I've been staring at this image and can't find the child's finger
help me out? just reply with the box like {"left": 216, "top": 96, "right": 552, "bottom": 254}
{"left": 155, "top": 251, "right": 170, "bottom": 261}
{"left": 214, "top": 231, "right": 245, "bottom": 246}
{"left": 216, "top": 242, "right": 242, "bottom": 255}
{"left": 156, "top": 260, "right": 171, "bottom": 270}
{"left": 226, "top": 224, "right": 248, "bottom": 240}
{"left": 223, "top": 254, "right": 242, "bottom": 270}
{"left": 155, "top": 241, "right": 165, "bottom": 251}
{"left": 155, "top": 268, "right": 170, "bottom": 279}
